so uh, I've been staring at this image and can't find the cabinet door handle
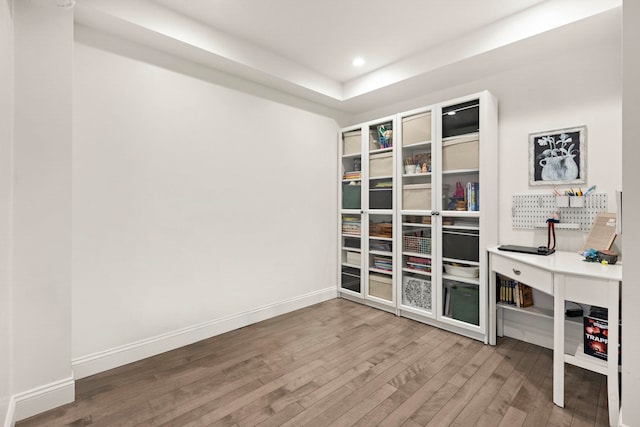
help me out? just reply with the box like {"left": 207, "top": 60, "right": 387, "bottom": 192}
{"left": 512, "top": 268, "right": 521, "bottom": 275}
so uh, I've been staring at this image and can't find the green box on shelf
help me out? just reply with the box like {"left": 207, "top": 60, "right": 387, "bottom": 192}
{"left": 342, "top": 184, "right": 361, "bottom": 209}
{"left": 450, "top": 285, "right": 479, "bottom": 325}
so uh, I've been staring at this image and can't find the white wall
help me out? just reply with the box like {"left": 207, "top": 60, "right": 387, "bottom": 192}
{"left": 353, "top": 34, "right": 622, "bottom": 253}
{"left": 11, "top": 0, "right": 74, "bottom": 420}
{"left": 71, "top": 37, "right": 339, "bottom": 375}
{"left": 0, "top": 0, "right": 12, "bottom": 423}
{"left": 622, "top": 2, "right": 639, "bottom": 425}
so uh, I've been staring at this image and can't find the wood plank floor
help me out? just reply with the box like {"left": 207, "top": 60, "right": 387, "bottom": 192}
{"left": 17, "top": 299, "right": 610, "bottom": 426}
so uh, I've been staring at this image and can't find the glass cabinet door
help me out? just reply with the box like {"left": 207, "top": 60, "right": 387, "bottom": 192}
{"left": 367, "top": 213, "right": 393, "bottom": 302}
{"left": 341, "top": 130, "right": 362, "bottom": 211}
{"left": 340, "top": 213, "right": 362, "bottom": 294}
{"left": 400, "top": 214, "right": 434, "bottom": 314}
{"left": 440, "top": 216, "right": 480, "bottom": 325}
{"left": 440, "top": 100, "right": 480, "bottom": 214}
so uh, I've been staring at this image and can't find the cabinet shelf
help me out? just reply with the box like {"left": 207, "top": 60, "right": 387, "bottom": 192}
{"left": 402, "top": 222, "right": 432, "bottom": 228}
{"left": 564, "top": 343, "right": 608, "bottom": 375}
{"left": 402, "top": 268, "right": 431, "bottom": 277}
{"left": 403, "top": 141, "right": 431, "bottom": 148}
{"left": 442, "top": 257, "right": 479, "bottom": 266}
{"left": 441, "top": 210, "right": 480, "bottom": 218}
{"left": 369, "top": 147, "right": 393, "bottom": 155}
{"left": 341, "top": 152, "right": 361, "bottom": 159}
{"left": 442, "top": 274, "right": 479, "bottom": 285}
{"left": 442, "top": 168, "right": 480, "bottom": 176}
{"left": 341, "top": 233, "right": 361, "bottom": 238}
{"left": 341, "top": 262, "right": 361, "bottom": 269}
{"left": 369, "top": 268, "right": 392, "bottom": 275}
{"left": 342, "top": 247, "right": 361, "bottom": 252}
{"left": 369, "top": 236, "right": 392, "bottom": 241}
{"left": 370, "top": 250, "right": 392, "bottom": 256}
{"left": 497, "top": 302, "right": 553, "bottom": 319}
{"left": 402, "top": 251, "right": 432, "bottom": 258}
{"left": 370, "top": 175, "right": 393, "bottom": 181}
{"left": 403, "top": 172, "right": 432, "bottom": 178}
{"left": 442, "top": 225, "right": 479, "bottom": 231}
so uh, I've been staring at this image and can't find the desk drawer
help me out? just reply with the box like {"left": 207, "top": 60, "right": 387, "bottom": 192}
{"left": 492, "top": 255, "right": 553, "bottom": 294}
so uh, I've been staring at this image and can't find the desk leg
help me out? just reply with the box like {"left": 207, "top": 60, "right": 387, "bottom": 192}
{"left": 553, "top": 275, "right": 565, "bottom": 408}
{"left": 489, "top": 261, "right": 496, "bottom": 345}
{"left": 607, "top": 280, "right": 620, "bottom": 427}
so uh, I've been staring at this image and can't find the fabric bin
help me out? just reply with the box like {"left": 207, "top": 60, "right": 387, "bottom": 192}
{"left": 369, "top": 273, "right": 392, "bottom": 301}
{"left": 442, "top": 135, "right": 479, "bottom": 171}
{"left": 342, "top": 184, "right": 361, "bottom": 209}
{"left": 369, "top": 152, "right": 393, "bottom": 177}
{"left": 343, "top": 131, "right": 361, "bottom": 155}
{"left": 450, "top": 285, "right": 479, "bottom": 325}
{"left": 346, "top": 251, "right": 361, "bottom": 265}
{"left": 403, "top": 184, "right": 431, "bottom": 210}
{"left": 442, "top": 229, "right": 479, "bottom": 262}
{"left": 341, "top": 266, "right": 360, "bottom": 293}
{"left": 402, "top": 276, "right": 432, "bottom": 310}
{"left": 369, "top": 189, "right": 392, "bottom": 210}
{"left": 402, "top": 112, "right": 431, "bottom": 145}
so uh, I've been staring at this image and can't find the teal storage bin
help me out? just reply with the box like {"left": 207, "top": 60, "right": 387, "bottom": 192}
{"left": 450, "top": 285, "right": 479, "bottom": 325}
{"left": 342, "top": 184, "right": 361, "bottom": 209}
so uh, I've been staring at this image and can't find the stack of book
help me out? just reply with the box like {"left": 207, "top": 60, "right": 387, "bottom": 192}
{"left": 497, "top": 276, "right": 533, "bottom": 307}
{"left": 341, "top": 217, "right": 361, "bottom": 235}
{"left": 373, "top": 256, "right": 392, "bottom": 272}
{"left": 406, "top": 256, "right": 431, "bottom": 272}
{"left": 343, "top": 171, "right": 361, "bottom": 180}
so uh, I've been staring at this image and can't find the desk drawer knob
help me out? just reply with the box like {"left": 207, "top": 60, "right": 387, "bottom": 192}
{"left": 512, "top": 268, "right": 521, "bottom": 275}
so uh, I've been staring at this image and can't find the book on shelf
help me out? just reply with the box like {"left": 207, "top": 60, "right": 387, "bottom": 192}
{"left": 496, "top": 275, "right": 533, "bottom": 307}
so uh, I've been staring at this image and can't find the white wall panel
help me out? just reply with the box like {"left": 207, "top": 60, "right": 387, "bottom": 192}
{"left": 72, "top": 39, "right": 338, "bottom": 363}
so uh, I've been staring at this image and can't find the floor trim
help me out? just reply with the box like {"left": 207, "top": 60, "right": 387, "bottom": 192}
{"left": 12, "top": 377, "right": 74, "bottom": 423}
{"left": 72, "top": 287, "right": 337, "bottom": 379}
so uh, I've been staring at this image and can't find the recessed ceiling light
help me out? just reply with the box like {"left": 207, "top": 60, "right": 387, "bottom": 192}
{"left": 352, "top": 57, "right": 365, "bottom": 67}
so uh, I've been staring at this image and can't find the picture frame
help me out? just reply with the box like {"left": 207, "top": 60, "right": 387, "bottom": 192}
{"left": 529, "top": 125, "right": 586, "bottom": 186}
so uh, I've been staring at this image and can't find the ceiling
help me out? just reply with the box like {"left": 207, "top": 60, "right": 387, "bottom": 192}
{"left": 73, "top": 0, "right": 622, "bottom": 114}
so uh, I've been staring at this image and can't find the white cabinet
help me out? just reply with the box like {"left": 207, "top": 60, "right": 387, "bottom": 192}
{"left": 338, "top": 91, "right": 498, "bottom": 341}
{"left": 339, "top": 116, "right": 397, "bottom": 311}
{"left": 396, "top": 91, "right": 498, "bottom": 341}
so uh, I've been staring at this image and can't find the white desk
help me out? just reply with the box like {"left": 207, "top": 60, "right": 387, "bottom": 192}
{"left": 488, "top": 247, "right": 622, "bottom": 427}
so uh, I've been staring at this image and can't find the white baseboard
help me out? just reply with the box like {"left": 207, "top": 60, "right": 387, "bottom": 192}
{"left": 12, "top": 377, "right": 74, "bottom": 423}
{"left": 2, "top": 396, "right": 14, "bottom": 427}
{"left": 72, "top": 287, "right": 337, "bottom": 379}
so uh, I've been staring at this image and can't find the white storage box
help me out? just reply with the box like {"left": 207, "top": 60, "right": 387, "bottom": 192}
{"left": 346, "top": 251, "right": 361, "bottom": 265}
{"left": 403, "top": 184, "right": 432, "bottom": 210}
{"left": 402, "top": 112, "right": 431, "bottom": 145}
{"left": 369, "top": 152, "right": 393, "bottom": 178}
{"left": 442, "top": 134, "right": 479, "bottom": 171}
{"left": 369, "top": 273, "right": 392, "bottom": 301}
{"left": 343, "top": 131, "right": 361, "bottom": 155}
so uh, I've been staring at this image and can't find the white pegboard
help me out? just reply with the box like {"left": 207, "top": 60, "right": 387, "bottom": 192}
{"left": 512, "top": 193, "right": 608, "bottom": 232}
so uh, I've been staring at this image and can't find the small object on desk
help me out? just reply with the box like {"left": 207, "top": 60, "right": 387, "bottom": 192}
{"left": 581, "top": 212, "right": 617, "bottom": 252}
{"left": 582, "top": 248, "right": 599, "bottom": 262}
{"left": 498, "top": 244, "right": 555, "bottom": 255}
{"left": 597, "top": 249, "right": 618, "bottom": 265}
